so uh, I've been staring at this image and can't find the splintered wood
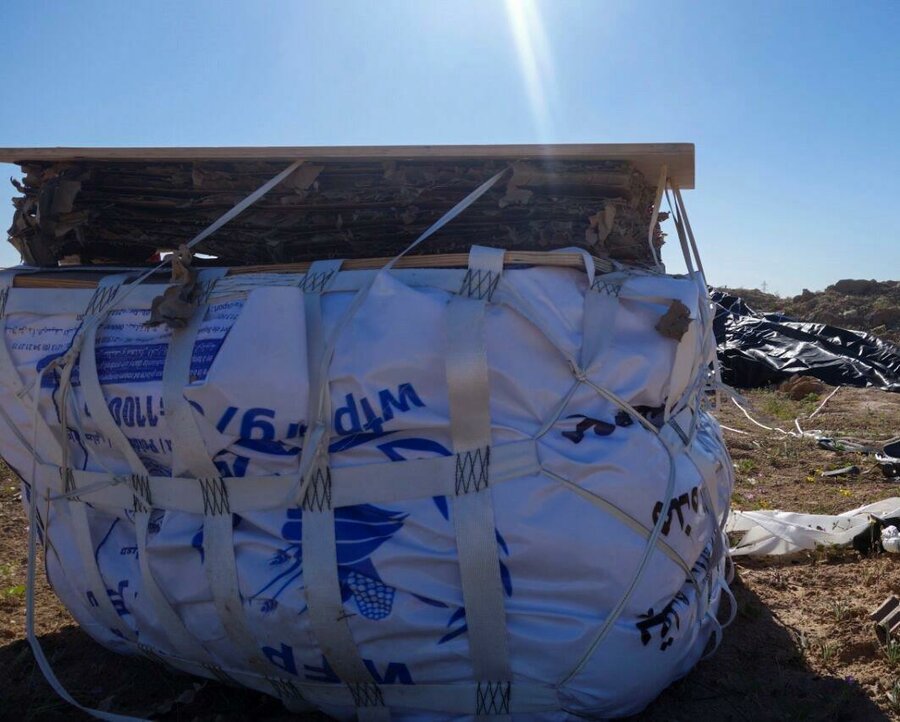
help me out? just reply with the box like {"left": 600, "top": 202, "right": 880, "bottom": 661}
{"left": 7, "top": 157, "right": 664, "bottom": 267}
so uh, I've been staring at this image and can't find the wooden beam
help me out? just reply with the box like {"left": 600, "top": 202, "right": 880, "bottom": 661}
{"left": 12, "top": 251, "right": 614, "bottom": 289}
{"left": 0, "top": 143, "right": 695, "bottom": 188}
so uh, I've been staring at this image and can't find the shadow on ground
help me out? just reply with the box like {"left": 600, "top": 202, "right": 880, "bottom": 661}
{"left": 1, "top": 576, "right": 888, "bottom": 721}
{"left": 632, "top": 574, "right": 889, "bottom": 722}
{"left": 0, "top": 626, "right": 322, "bottom": 722}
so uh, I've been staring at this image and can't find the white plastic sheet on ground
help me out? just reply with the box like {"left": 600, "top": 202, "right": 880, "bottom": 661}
{"left": 0, "top": 260, "right": 733, "bottom": 720}
{"left": 727, "top": 498, "right": 900, "bottom": 556}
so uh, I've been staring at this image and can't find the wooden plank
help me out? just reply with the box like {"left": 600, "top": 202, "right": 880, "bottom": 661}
{"left": 0, "top": 143, "right": 695, "bottom": 188}
{"left": 12, "top": 251, "right": 612, "bottom": 289}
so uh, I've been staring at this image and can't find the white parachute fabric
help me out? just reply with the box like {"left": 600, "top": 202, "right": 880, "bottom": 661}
{"left": 0, "top": 258, "right": 733, "bottom": 720}
{"left": 727, "top": 498, "right": 900, "bottom": 556}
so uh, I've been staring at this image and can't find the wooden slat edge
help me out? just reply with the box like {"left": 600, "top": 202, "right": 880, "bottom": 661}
{"left": 12, "top": 251, "right": 613, "bottom": 289}
{"left": 0, "top": 143, "right": 695, "bottom": 188}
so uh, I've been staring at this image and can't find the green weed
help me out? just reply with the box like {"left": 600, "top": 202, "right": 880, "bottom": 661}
{"left": 734, "top": 458, "right": 758, "bottom": 475}
{"left": 886, "top": 679, "right": 900, "bottom": 714}
{"left": 829, "top": 599, "right": 851, "bottom": 622}
{"left": 818, "top": 639, "right": 841, "bottom": 667}
{"left": 885, "top": 640, "right": 900, "bottom": 668}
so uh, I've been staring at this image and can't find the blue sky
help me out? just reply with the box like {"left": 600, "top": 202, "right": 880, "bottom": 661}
{"left": 1, "top": 0, "right": 897, "bottom": 295}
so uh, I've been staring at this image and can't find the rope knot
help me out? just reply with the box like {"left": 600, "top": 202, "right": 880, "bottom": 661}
{"left": 57, "top": 343, "right": 82, "bottom": 370}
{"left": 568, "top": 359, "right": 588, "bottom": 383}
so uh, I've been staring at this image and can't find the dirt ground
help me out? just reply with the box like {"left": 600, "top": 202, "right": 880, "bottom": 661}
{"left": 2, "top": 386, "right": 899, "bottom": 721}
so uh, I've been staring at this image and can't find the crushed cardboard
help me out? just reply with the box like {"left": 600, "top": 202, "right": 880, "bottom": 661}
{"left": 7, "top": 158, "right": 664, "bottom": 267}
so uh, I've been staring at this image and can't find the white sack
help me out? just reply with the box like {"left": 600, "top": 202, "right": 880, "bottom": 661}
{"left": 0, "top": 262, "right": 733, "bottom": 720}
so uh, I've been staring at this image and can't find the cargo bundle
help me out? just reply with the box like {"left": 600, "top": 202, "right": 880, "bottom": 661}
{"left": 0, "top": 143, "right": 733, "bottom": 720}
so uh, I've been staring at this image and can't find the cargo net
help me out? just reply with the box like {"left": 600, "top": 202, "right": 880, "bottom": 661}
{"left": 0, "top": 168, "right": 734, "bottom": 720}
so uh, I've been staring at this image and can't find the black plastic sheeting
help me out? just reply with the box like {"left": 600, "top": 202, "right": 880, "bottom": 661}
{"left": 711, "top": 291, "right": 900, "bottom": 392}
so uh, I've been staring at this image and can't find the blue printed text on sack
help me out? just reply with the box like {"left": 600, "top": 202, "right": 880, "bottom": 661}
{"left": 334, "top": 383, "right": 424, "bottom": 436}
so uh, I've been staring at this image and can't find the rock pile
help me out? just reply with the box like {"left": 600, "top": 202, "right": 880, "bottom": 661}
{"left": 721, "top": 280, "right": 900, "bottom": 343}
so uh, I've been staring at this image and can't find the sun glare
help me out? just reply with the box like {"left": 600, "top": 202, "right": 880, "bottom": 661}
{"left": 503, "top": 0, "right": 554, "bottom": 138}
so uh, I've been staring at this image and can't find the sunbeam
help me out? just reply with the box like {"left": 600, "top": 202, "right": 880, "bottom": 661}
{"left": 504, "top": 0, "right": 555, "bottom": 138}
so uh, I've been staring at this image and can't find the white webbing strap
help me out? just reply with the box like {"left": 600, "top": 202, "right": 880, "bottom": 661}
{"left": 447, "top": 247, "right": 512, "bottom": 719}
{"left": 56, "top": 276, "right": 140, "bottom": 642}
{"left": 646, "top": 164, "right": 668, "bottom": 269}
{"left": 20, "top": 160, "right": 308, "bottom": 721}
{"left": 23, "top": 280, "right": 147, "bottom": 722}
{"left": 36, "top": 438, "right": 540, "bottom": 514}
{"left": 288, "top": 167, "right": 508, "bottom": 507}
{"left": 23, "top": 167, "right": 505, "bottom": 720}
{"left": 701, "top": 574, "right": 736, "bottom": 660}
{"left": 12, "top": 274, "right": 140, "bottom": 710}
{"left": 671, "top": 183, "right": 706, "bottom": 279}
{"left": 77, "top": 289, "right": 214, "bottom": 663}
{"left": 669, "top": 181, "right": 720, "bottom": 414}
{"left": 666, "top": 186, "right": 718, "bottom": 438}
{"left": 297, "top": 261, "right": 390, "bottom": 721}
{"left": 26, "top": 489, "right": 145, "bottom": 722}
{"left": 159, "top": 269, "right": 276, "bottom": 682}
{"left": 160, "top": 269, "right": 227, "bottom": 478}
{"left": 665, "top": 184, "right": 696, "bottom": 280}
{"left": 183, "top": 162, "right": 304, "bottom": 252}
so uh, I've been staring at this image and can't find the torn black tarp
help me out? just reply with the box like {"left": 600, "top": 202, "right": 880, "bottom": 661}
{"left": 712, "top": 290, "right": 900, "bottom": 392}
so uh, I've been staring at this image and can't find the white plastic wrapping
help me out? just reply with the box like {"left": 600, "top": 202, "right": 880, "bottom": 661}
{"left": 727, "top": 498, "right": 900, "bottom": 556}
{"left": 0, "top": 260, "right": 733, "bottom": 720}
